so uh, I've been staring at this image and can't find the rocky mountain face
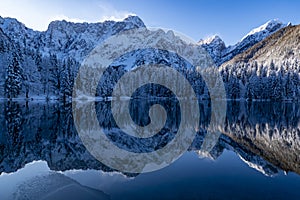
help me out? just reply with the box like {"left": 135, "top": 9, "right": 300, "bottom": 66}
{"left": 198, "top": 35, "right": 226, "bottom": 66}
{"left": 0, "top": 15, "right": 145, "bottom": 61}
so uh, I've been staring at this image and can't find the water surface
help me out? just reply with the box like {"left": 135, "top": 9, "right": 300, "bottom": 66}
{"left": 0, "top": 100, "right": 299, "bottom": 199}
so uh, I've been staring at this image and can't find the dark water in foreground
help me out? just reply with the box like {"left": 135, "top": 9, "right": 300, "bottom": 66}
{"left": 0, "top": 100, "right": 299, "bottom": 199}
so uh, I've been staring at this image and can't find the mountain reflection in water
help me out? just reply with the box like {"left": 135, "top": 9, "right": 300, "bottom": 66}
{"left": 0, "top": 100, "right": 299, "bottom": 199}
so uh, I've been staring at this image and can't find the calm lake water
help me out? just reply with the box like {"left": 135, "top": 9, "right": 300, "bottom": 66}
{"left": 0, "top": 100, "right": 299, "bottom": 200}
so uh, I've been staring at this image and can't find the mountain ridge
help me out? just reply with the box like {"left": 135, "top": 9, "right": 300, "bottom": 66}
{"left": 0, "top": 15, "right": 289, "bottom": 65}
{"left": 223, "top": 24, "right": 299, "bottom": 65}
{"left": 199, "top": 19, "right": 289, "bottom": 65}
{"left": 0, "top": 15, "right": 146, "bottom": 61}
{"left": 0, "top": 15, "right": 299, "bottom": 101}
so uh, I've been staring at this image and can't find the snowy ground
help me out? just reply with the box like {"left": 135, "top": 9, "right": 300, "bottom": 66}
{"left": 0, "top": 160, "right": 114, "bottom": 200}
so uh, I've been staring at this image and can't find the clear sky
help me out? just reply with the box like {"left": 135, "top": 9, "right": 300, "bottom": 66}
{"left": 0, "top": 0, "right": 300, "bottom": 45}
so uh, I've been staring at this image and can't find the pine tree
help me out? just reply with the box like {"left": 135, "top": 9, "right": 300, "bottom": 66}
{"left": 49, "top": 54, "right": 62, "bottom": 97}
{"left": 61, "top": 58, "right": 76, "bottom": 100}
{"left": 5, "top": 53, "right": 23, "bottom": 99}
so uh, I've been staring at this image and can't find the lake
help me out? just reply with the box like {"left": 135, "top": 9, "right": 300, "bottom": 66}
{"left": 0, "top": 100, "right": 299, "bottom": 200}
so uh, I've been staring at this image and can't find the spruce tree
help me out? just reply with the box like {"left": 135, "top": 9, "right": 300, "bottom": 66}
{"left": 5, "top": 53, "right": 23, "bottom": 99}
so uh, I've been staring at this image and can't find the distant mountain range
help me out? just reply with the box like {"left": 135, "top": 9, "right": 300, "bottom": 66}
{"left": 0, "top": 16, "right": 299, "bottom": 100}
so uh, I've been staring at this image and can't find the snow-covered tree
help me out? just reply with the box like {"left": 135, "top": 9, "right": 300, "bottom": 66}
{"left": 49, "top": 54, "right": 62, "bottom": 97}
{"left": 5, "top": 53, "right": 23, "bottom": 99}
{"left": 61, "top": 58, "right": 77, "bottom": 100}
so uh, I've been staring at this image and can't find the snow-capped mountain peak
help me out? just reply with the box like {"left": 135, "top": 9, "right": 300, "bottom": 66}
{"left": 46, "top": 15, "right": 145, "bottom": 33}
{"left": 0, "top": 16, "right": 42, "bottom": 36}
{"left": 198, "top": 35, "right": 226, "bottom": 65}
{"left": 3, "top": 15, "right": 147, "bottom": 61}
{"left": 42, "top": 15, "right": 146, "bottom": 60}
{"left": 123, "top": 15, "right": 145, "bottom": 27}
{"left": 198, "top": 35, "right": 223, "bottom": 45}
{"left": 241, "top": 19, "right": 287, "bottom": 41}
{"left": 200, "top": 19, "right": 289, "bottom": 66}
{"left": 0, "top": 16, "right": 26, "bottom": 30}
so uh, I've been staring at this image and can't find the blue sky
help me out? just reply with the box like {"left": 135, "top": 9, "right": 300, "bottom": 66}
{"left": 0, "top": 0, "right": 300, "bottom": 45}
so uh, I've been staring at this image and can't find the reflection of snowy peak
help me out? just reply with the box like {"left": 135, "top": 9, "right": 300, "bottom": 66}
{"left": 1, "top": 102, "right": 299, "bottom": 177}
{"left": 194, "top": 134, "right": 279, "bottom": 177}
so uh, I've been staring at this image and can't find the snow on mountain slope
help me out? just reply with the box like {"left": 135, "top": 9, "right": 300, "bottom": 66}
{"left": 221, "top": 19, "right": 289, "bottom": 63}
{"left": 0, "top": 16, "right": 297, "bottom": 101}
{"left": 241, "top": 19, "right": 288, "bottom": 41}
{"left": 0, "top": 16, "right": 40, "bottom": 49}
{"left": 42, "top": 15, "right": 145, "bottom": 60}
{"left": 0, "top": 15, "right": 288, "bottom": 66}
{"left": 198, "top": 35, "right": 226, "bottom": 65}
{"left": 199, "top": 19, "right": 288, "bottom": 66}
{"left": 224, "top": 24, "right": 300, "bottom": 65}
{"left": 0, "top": 15, "right": 146, "bottom": 61}
{"left": 0, "top": 15, "right": 146, "bottom": 99}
